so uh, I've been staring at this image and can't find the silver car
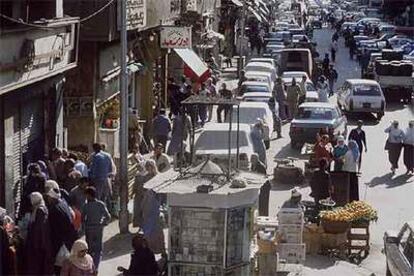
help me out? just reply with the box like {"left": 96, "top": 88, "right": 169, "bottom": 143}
{"left": 384, "top": 221, "right": 414, "bottom": 276}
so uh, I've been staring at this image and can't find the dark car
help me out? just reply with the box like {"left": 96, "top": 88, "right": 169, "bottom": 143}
{"left": 384, "top": 222, "right": 414, "bottom": 276}
{"left": 289, "top": 102, "right": 347, "bottom": 148}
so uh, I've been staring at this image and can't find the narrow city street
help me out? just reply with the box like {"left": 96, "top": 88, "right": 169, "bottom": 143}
{"left": 267, "top": 27, "right": 414, "bottom": 275}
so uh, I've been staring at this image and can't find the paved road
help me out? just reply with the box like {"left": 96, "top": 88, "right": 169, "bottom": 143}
{"left": 268, "top": 27, "right": 414, "bottom": 275}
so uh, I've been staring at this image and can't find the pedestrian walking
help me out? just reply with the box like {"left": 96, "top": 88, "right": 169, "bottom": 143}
{"left": 44, "top": 180, "right": 78, "bottom": 275}
{"left": 23, "top": 192, "right": 54, "bottom": 275}
{"left": 349, "top": 35, "right": 356, "bottom": 60}
{"left": 309, "top": 158, "right": 332, "bottom": 204}
{"left": 133, "top": 160, "right": 158, "bottom": 229}
{"left": 151, "top": 143, "right": 171, "bottom": 173}
{"left": 49, "top": 148, "right": 66, "bottom": 184}
{"left": 317, "top": 76, "right": 329, "bottom": 102}
{"left": 69, "top": 153, "right": 88, "bottom": 178}
{"left": 385, "top": 120, "right": 405, "bottom": 173}
{"left": 403, "top": 120, "right": 414, "bottom": 174}
{"left": 81, "top": 186, "right": 111, "bottom": 270}
{"left": 268, "top": 97, "right": 282, "bottom": 138}
{"left": 61, "top": 239, "right": 96, "bottom": 276}
{"left": 360, "top": 49, "right": 370, "bottom": 78}
{"left": 343, "top": 140, "right": 360, "bottom": 201}
{"left": 167, "top": 112, "right": 192, "bottom": 167}
{"left": 167, "top": 77, "right": 181, "bottom": 117}
{"left": 19, "top": 163, "right": 47, "bottom": 218}
{"left": 217, "top": 83, "right": 232, "bottom": 123}
{"left": 89, "top": 143, "right": 113, "bottom": 201}
{"left": 299, "top": 75, "right": 307, "bottom": 105}
{"left": 205, "top": 78, "right": 217, "bottom": 122}
{"left": 197, "top": 83, "right": 210, "bottom": 127}
{"left": 69, "top": 177, "right": 89, "bottom": 231}
{"left": 251, "top": 119, "right": 267, "bottom": 166}
{"left": 327, "top": 64, "right": 338, "bottom": 96}
{"left": 274, "top": 77, "right": 287, "bottom": 120}
{"left": 333, "top": 136, "right": 348, "bottom": 171}
{"left": 152, "top": 109, "right": 171, "bottom": 148}
{"left": 251, "top": 153, "right": 267, "bottom": 175}
{"left": 286, "top": 78, "right": 301, "bottom": 120}
{"left": 330, "top": 40, "right": 338, "bottom": 63}
{"left": 237, "top": 70, "right": 247, "bottom": 95}
{"left": 348, "top": 120, "right": 367, "bottom": 171}
{"left": 117, "top": 234, "right": 159, "bottom": 276}
{"left": 62, "top": 159, "right": 82, "bottom": 193}
{"left": 322, "top": 53, "right": 330, "bottom": 75}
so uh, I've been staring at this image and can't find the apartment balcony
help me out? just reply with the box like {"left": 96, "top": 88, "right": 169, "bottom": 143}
{"left": 0, "top": 17, "right": 79, "bottom": 95}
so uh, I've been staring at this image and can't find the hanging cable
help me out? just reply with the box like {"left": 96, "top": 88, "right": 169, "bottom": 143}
{"left": 0, "top": 0, "right": 116, "bottom": 29}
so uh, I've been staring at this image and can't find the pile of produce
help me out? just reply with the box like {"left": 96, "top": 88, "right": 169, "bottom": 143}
{"left": 320, "top": 201, "right": 378, "bottom": 223}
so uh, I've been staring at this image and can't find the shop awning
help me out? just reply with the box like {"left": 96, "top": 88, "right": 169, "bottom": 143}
{"left": 230, "top": 0, "right": 243, "bottom": 6}
{"left": 248, "top": 6, "right": 263, "bottom": 22}
{"left": 174, "top": 48, "right": 210, "bottom": 81}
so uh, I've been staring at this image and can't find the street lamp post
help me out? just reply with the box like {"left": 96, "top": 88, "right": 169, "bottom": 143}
{"left": 118, "top": 0, "right": 129, "bottom": 234}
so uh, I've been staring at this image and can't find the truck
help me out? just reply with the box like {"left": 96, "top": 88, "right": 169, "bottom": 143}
{"left": 278, "top": 48, "right": 313, "bottom": 78}
{"left": 374, "top": 50, "right": 414, "bottom": 103}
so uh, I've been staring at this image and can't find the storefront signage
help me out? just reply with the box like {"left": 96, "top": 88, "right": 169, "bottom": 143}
{"left": 160, "top": 26, "right": 192, "bottom": 48}
{"left": 118, "top": 0, "right": 147, "bottom": 30}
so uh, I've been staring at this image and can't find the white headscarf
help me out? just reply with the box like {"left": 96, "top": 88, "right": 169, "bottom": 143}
{"left": 45, "top": 180, "right": 61, "bottom": 199}
{"left": 29, "top": 192, "right": 46, "bottom": 222}
{"left": 69, "top": 240, "right": 94, "bottom": 271}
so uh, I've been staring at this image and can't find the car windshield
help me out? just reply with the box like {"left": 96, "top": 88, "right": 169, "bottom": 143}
{"left": 195, "top": 131, "right": 249, "bottom": 150}
{"left": 242, "top": 86, "right": 269, "bottom": 93}
{"left": 231, "top": 108, "right": 267, "bottom": 124}
{"left": 296, "top": 107, "right": 335, "bottom": 120}
{"left": 353, "top": 85, "right": 381, "bottom": 96}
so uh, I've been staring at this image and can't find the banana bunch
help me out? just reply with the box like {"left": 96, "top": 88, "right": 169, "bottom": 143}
{"left": 320, "top": 201, "right": 378, "bottom": 223}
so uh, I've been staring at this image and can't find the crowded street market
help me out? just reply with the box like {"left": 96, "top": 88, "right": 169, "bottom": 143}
{"left": 0, "top": 0, "right": 413, "bottom": 275}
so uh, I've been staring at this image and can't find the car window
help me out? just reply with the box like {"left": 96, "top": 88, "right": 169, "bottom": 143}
{"left": 297, "top": 107, "right": 334, "bottom": 120}
{"left": 232, "top": 108, "right": 268, "bottom": 124}
{"left": 353, "top": 85, "right": 381, "bottom": 96}
{"left": 242, "top": 86, "right": 269, "bottom": 93}
{"left": 399, "top": 227, "right": 414, "bottom": 266}
{"left": 195, "top": 131, "right": 249, "bottom": 150}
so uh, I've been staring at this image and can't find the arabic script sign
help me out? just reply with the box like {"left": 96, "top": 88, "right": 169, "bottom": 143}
{"left": 118, "top": 0, "right": 146, "bottom": 30}
{"left": 160, "top": 26, "right": 192, "bottom": 49}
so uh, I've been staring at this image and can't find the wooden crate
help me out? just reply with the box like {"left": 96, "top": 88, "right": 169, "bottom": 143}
{"left": 347, "top": 222, "right": 370, "bottom": 255}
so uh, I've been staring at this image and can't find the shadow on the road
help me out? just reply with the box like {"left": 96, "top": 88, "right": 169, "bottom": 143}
{"left": 303, "top": 255, "right": 335, "bottom": 269}
{"left": 385, "top": 103, "right": 409, "bottom": 112}
{"left": 346, "top": 113, "right": 379, "bottom": 126}
{"left": 274, "top": 143, "right": 305, "bottom": 160}
{"left": 366, "top": 172, "right": 413, "bottom": 188}
{"left": 102, "top": 232, "right": 134, "bottom": 261}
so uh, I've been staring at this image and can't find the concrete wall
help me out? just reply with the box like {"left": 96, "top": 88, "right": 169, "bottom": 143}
{"left": 0, "top": 20, "right": 78, "bottom": 95}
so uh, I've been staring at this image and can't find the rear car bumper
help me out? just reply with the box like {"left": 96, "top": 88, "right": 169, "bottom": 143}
{"left": 348, "top": 108, "right": 384, "bottom": 113}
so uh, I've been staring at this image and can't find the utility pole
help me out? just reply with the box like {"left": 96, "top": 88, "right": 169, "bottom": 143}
{"left": 118, "top": 0, "right": 129, "bottom": 234}
{"left": 238, "top": 1, "right": 246, "bottom": 77}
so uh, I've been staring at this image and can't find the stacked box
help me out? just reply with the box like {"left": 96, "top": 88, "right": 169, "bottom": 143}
{"left": 277, "top": 207, "right": 306, "bottom": 264}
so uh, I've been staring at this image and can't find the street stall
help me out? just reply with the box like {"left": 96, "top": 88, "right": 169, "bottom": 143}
{"left": 143, "top": 160, "right": 266, "bottom": 276}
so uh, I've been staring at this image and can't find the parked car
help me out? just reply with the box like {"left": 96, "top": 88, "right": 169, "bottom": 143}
{"left": 249, "top": 58, "right": 277, "bottom": 69}
{"left": 244, "top": 71, "right": 274, "bottom": 91}
{"left": 194, "top": 123, "right": 255, "bottom": 170}
{"left": 240, "top": 92, "right": 272, "bottom": 103}
{"left": 282, "top": 71, "right": 310, "bottom": 81}
{"left": 337, "top": 79, "right": 386, "bottom": 120}
{"left": 245, "top": 62, "right": 277, "bottom": 82}
{"left": 403, "top": 50, "right": 414, "bottom": 61}
{"left": 239, "top": 81, "right": 271, "bottom": 95}
{"left": 384, "top": 221, "right": 414, "bottom": 276}
{"left": 356, "top": 17, "right": 381, "bottom": 27}
{"left": 388, "top": 37, "right": 414, "bottom": 49}
{"left": 289, "top": 102, "right": 347, "bottom": 148}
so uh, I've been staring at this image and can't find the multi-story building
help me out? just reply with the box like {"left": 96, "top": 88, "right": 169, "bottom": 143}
{"left": 0, "top": 0, "right": 79, "bottom": 211}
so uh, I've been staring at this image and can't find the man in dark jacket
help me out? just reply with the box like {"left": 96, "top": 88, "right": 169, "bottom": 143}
{"left": 348, "top": 120, "right": 367, "bottom": 172}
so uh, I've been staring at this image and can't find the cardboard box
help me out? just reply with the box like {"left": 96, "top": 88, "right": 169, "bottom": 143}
{"left": 277, "top": 243, "right": 306, "bottom": 264}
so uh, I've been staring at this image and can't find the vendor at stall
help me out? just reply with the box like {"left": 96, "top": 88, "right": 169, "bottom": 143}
{"left": 314, "top": 135, "right": 333, "bottom": 166}
{"left": 309, "top": 158, "right": 332, "bottom": 204}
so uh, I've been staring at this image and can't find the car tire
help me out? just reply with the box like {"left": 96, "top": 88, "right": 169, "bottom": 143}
{"left": 386, "top": 263, "right": 391, "bottom": 276}
{"left": 265, "top": 140, "right": 270, "bottom": 149}
{"left": 377, "top": 112, "right": 384, "bottom": 120}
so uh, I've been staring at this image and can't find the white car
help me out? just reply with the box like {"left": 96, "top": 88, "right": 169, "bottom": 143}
{"left": 282, "top": 71, "right": 310, "bottom": 81}
{"left": 194, "top": 123, "right": 255, "bottom": 170}
{"left": 245, "top": 62, "right": 277, "bottom": 82}
{"left": 240, "top": 92, "right": 272, "bottom": 103}
{"left": 337, "top": 79, "right": 386, "bottom": 120}
{"left": 388, "top": 37, "right": 414, "bottom": 49}
{"left": 245, "top": 71, "right": 274, "bottom": 91}
{"left": 249, "top": 58, "right": 277, "bottom": 69}
{"left": 356, "top": 17, "right": 381, "bottom": 27}
{"left": 230, "top": 102, "right": 274, "bottom": 149}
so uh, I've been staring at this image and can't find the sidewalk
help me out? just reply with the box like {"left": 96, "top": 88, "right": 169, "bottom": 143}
{"left": 98, "top": 60, "right": 242, "bottom": 276}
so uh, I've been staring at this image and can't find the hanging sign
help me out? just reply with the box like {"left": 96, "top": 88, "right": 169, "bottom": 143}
{"left": 160, "top": 26, "right": 192, "bottom": 49}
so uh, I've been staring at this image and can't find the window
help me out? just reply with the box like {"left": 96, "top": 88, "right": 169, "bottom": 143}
{"left": 195, "top": 131, "right": 249, "bottom": 150}
{"left": 242, "top": 86, "right": 269, "bottom": 93}
{"left": 297, "top": 107, "right": 334, "bottom": 120}
{"left": 353, "top": 85, "right": 382, "bottom": 96}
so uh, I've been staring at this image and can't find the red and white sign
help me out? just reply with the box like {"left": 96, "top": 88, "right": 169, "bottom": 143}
{"left": 160, "top": 26, "right": 192, "bottom": 49}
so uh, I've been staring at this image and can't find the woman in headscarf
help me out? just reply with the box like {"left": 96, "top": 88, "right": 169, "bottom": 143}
{"left": 19, "top": 163, "right": 47, "bottom": 218}
{"left": 343, "top": 140, "right": 360, "bottom": 201}
{"left": 403, "top": 120, "right": 414, "bottom": 174}
{"left": 317, "top": 76, "right": 329, "bottom": 102}
{"left": 314, "top": 134, "right": 333, "bottom": 166}
{"left": 251, "top": 119, "right": 267, "bottom": 167}
{"left": 24, "top": 192, "right": 54, "bottom": 275}
{"left": 37, "top": 160, "right": 49, "bottom": 179}
{"left": 133, "top": 160, "right": 158, "bottom": 228}
{"left": 61, "top": 239, "right": 96, "bottom": 276}
{"left": 333, "top": 135, "right": 348, "bottom": 171}
{"left": 117, "top": 234, "right": 158, "bottom": 276}
{"left": 385, "top": 120, "right": 405, "bottom": 173}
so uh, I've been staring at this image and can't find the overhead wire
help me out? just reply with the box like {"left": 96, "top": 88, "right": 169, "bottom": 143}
{"left": 0, "top": 0, "right": 116, "bottom": 29}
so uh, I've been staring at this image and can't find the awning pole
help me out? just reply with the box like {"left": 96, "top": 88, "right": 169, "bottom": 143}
{"left": 236, "top": 105, "right": 240, "bottom": 169}
{"left": 228, "top": 105, "right": 233, "bottom": 180}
